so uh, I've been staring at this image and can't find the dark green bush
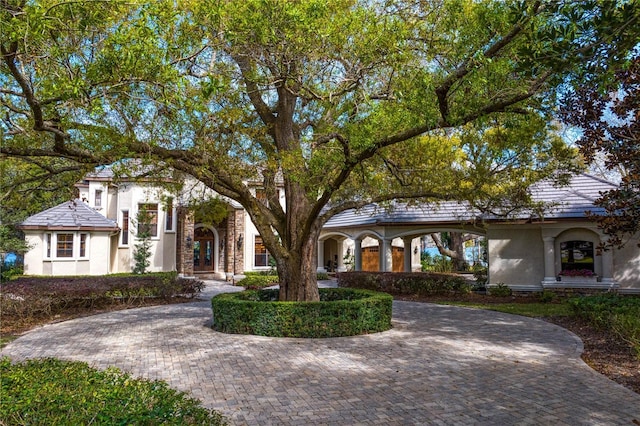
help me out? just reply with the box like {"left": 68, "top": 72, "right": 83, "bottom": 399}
{"left": 316, "top": 272, "right": 329, "bottom": 280}
{"left": 211, "top": 288, "right": 392, "bottom": 338}
{"left": 0, "top": 357, "right": 226, "bottom": 425}
{"left": 569, "top": 294, "right": 640, "bottom": 358}
{"left": 487, "top": 283, "right": 513, "bottom": 297}
{"left": 1, "top": 265, "right": 23, "bottom": 282}
{"left": 235, "top": 274, "right": 279, "bottom": 290}
{"left": 337, "top": 271, "right": 470, "bottom": 296}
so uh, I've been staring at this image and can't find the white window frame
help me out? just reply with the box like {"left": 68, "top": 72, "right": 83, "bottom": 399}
{"left": 164, "top": 198, "right": 175, "bottom": 233}
{"left": 137, "top": 203, "right": 160, "bottom": 240}
{"left": 79, "top": 233, "right": 89, "bottom": 259}
{"left": 120, "top": 210, "right": 130, "bottom": 247}
{"left": 94, "top": 189, "right": 103, "bottom": 209}
{"left": 43, "top": 232, "right": 90, "bottom": 260}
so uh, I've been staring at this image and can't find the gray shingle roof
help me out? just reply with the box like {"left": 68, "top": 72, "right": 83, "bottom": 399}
{"left": 324, "top": 173, "right": 616, "bottom": 229}
{"left": 20, "top": 200, "right": 119, "bottom": 231}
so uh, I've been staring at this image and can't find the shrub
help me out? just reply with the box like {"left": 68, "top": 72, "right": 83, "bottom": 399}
{"left": 0, "top": 357, "right": 226, "bottom": 425}
{"left": 211, "top": 288, "right": 392, "bottom": 338}
{"left": 316, "top": 272, "right": 329, "bottom": 280}
{"left": 538, "top": 290, "right": 556, "bottom": 303}
{"left": 235, "top": 274, "right": 279, "bottom": 290}
{"left": 487, "top": 283, "right": 512, "bottom": 297}
{"left": 472, "top": 264, "right": 487, "bottom": 290}
{"left": 421, "top": 253, "right": 454, "bottom": 273}
{"left": 337, "top": 271, "right": 470, "bottom": 296}
{"left": 569, "top": 294, "right": 640, "bottom": 358}
{"left": 0, "top": 273, "right": 204, "bottom": 328}
{"left": 1, "top": 266, "right": 23, "bottom": 282}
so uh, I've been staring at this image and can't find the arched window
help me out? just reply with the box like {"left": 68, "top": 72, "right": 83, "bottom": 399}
{"left": 560, "top": 240, "right": 594, "bottom": 272}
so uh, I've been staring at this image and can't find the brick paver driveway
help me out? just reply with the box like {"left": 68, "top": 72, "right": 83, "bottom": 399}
{"left": 2, "top": 281, "right": 639, "bottom": 425}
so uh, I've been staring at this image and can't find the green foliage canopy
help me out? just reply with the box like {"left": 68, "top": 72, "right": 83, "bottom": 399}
{"left": 2, "top": 0, "right": 639, "bottom": 299}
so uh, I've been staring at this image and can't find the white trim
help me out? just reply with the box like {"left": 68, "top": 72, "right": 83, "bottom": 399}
{"left": 119, "top": 209, "right": 130, "bottom": 247}
{"left": 43, "top": 232, "right": 91, "bottom": 261}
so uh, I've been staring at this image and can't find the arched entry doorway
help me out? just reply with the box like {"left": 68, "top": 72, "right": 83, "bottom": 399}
{"left": 193, "top": 227, "right": 215, "bottom": 272}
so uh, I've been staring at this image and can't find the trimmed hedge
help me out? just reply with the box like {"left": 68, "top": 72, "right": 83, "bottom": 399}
{"left": 337, "top": 271, "right": 470, "bottom": 296}
{"left": 0, "top": 357, "right": 226, "bottom": 425}
{"left": 235, "top": 274, "right": 279, "bottom": 290}
{"left": 211, "top": 288, "right": 392, "bottom": 337}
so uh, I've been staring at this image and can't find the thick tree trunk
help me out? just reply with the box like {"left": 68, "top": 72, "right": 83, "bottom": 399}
{"left": 277, "top": 235, "right": 320, "bottom": 302}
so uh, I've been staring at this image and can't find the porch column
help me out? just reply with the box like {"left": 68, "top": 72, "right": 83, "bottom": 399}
{"left": 542, "top": 236, "right": 556, "bottom": 284}
{"left": 317, "top": 239, "right": 326, "bottom": 273}
{"left": 336, "top": 239, "right": 346, "bottom": 272}
{"left": 382, "top": 238, "right": 393, "bottom": 272}
{"left": 403, "top": 237, "right": 413, "bottom": 272}
{"left": 354, "top": 238, "right": 362, "bottom": 271}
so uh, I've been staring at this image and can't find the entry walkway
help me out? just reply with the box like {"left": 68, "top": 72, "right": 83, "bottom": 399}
{"left": 2, "top": 280, "right": 639, "bottom": 425}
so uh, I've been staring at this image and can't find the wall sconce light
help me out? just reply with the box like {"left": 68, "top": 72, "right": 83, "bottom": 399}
{"left": 186, "top": 235, "right": 192, "bottom": 249}
{"left": 414, "top": 246, "right": 418, "bottom": 255}
{"left": 237, "top": 234, "right": 243, "bottom": 250}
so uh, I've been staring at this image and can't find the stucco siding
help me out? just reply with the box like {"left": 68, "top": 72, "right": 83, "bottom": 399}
{"left": 89, "top": 234, "right": 111, "bottom": 275}
{"left": 23, "top": 234, "right": 44, "bottom": 275}
{"left": 487, "top": 227, "right": 544, "bottom": 287}
{"left": 613, "top": 234, "right": 640, "bottom": 291}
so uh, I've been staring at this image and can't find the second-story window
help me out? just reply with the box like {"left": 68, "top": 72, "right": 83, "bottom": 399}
{"left": 95, "top": 189, "right": 102, "bottom": 207}
{"left": 138, "top": 203, "right": 158, "bottom": 237}
{"left": 165, "top": 198, "right": 174, "bottom": 231}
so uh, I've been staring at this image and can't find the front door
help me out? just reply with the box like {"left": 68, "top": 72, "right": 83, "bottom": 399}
{"left": 193, "top": 227, "right": 215, "bottom": 272}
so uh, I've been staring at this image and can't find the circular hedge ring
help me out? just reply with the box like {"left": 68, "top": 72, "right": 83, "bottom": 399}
{"left": 211, "top": 288, "right": 392, "bottom": 338}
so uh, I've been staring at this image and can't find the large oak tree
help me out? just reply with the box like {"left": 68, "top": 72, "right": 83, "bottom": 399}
{"left": 2, "top": 0, "right": 639, "bottom": 300}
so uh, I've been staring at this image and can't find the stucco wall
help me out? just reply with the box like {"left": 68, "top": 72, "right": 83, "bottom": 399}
{"left": 487, "top": 226, "right": 544, "bottom": 289}
{"left": 23, "top": 234, "right": 44, "bottom": 275}
{"left": 613, "top": 234, "right": 640, "bottom": 291}
{"left": 89, "top": 234, "right": 111, "bottom": 275}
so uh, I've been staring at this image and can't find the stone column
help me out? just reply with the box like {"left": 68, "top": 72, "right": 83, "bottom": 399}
{"left": 177, "top": 207, "right": 194, "bottom": 278}
{"left": 354, "top": 238, "right": 362, "bottom": 271}
{"left": 225, "top": 213, "right": 235, "bottom": 275}
{"left": 403, "top": 237, "right": 413, "bottom": 272}
{"left": 317, "top": 239, "right": 326, "bottom": 273}
{"left": 233, "top": 209, "right": 245, "bottom": 274}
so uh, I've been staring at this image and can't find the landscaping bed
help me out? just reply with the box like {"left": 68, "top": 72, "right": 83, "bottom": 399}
{"left": 0, "top": 273, "right": 203, "bottom": 335}
{"left": 211, "top": 287, "right": 392, "bottom": 337}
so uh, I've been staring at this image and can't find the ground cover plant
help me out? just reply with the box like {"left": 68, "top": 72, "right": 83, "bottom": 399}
{"left": 0, "top": 273, "right": 204, "bottom": 335}
{"left": 569, "top": 294, "right": 640, "bottom": 357}
{"left": 0, "top": 357, "right": 226, "bottom": 425}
